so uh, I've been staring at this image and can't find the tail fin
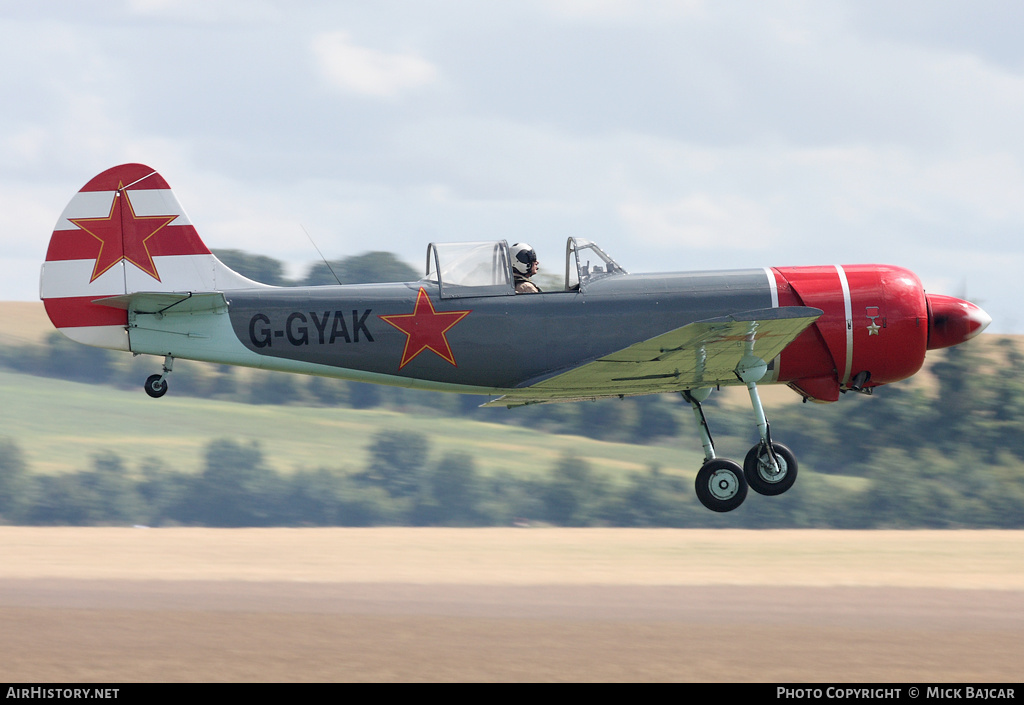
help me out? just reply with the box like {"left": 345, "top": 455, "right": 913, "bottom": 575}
{"left": 40, "top": 164, "right": 263, "bottom": 350}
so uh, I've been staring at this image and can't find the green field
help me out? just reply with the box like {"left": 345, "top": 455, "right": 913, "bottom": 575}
{"left": 0, "top": 369, "right": 705, "bottom": 479}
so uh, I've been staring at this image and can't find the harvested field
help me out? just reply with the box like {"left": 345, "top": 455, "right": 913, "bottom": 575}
{"left": 0, "top": 528, "right": 1021, "bottom": 682}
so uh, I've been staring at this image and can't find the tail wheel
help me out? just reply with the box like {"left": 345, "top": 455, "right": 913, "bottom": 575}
{"left": 743, "top": 442, "right": 797, "bottom": 496}
{"left": 144, "top": 374, "right": 168, "bottom": 398}
{"left": 695, "top": 459, "right": 748, "bottom": 512}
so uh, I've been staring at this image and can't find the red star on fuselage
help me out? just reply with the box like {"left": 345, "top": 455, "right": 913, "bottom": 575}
{"left": 69, "top": 184, "right": 178, "bottom": 283}
{"left": 379, "top": 288, "right": 472, "bottom": 369}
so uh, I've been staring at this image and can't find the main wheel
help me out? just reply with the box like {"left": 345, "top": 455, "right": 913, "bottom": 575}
{"left": 144, "top": 374, "right": 168, "bottom": 398}
{"left": 743, "top": 442, "right": 797, "bottom": 496}
{"left": 695, "top": 459, "right": 748, "bottom": 512}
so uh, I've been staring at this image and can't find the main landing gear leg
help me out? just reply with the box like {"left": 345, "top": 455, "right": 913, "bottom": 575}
{"left": 737, "top": 355, "right": 797, "bottom": 497}
{"left": 144, "top": 355, "right": 173, "bottom": 399}
{"left": 684, "top": 352, "right": 799, "bottom": 512}
{"left": 683, "top": 388, "right": 748, "bottom": 513}
{"left": 681, "top": 388, "right": 716, "bottom": 464}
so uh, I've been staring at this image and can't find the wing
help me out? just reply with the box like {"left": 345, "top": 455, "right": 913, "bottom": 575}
{"left": 484, "top": 306, "right": 821, "bottom": 407}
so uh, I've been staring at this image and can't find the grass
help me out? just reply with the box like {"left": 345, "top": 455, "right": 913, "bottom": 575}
{"left": 0, "top": 369, "right": 705, "bottom": 478}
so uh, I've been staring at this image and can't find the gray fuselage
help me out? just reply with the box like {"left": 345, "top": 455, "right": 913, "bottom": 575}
{"left": 223, "top": 268, "right": 774, "bottom": 392}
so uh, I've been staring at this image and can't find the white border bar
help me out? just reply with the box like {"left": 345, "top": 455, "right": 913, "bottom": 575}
{"left": 763, "top": 266, "right": 781, "bottom": 383}
{"left": 835, "top": 264, "right": 853, "bottom": 385}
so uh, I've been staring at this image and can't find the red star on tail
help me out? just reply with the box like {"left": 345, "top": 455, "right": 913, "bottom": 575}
{"left": 69, "top": 184, "right": 178, "bottom": 282}
{"left": 379, "top": 288, "right": 472, "bottom": 368}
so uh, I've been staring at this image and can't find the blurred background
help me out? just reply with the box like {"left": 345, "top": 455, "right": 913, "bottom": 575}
{"left": 1, "top": 1, "right": 1022, "bottom": 528}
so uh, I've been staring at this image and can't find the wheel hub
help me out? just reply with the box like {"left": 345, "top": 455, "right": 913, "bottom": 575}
{"left": 757, "top": 453, "right": 787, "bottom": 482}
{"left": 708, "top": 469, "right": 739, "bottom": 500}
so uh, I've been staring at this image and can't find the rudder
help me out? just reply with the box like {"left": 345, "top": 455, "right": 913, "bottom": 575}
{"left": 40, "top": 164, "right": 263, "bottom": 350}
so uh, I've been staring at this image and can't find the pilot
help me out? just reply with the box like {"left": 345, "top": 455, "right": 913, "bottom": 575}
{"left": 511, "top": 243, "right": 542, "bottom": 294}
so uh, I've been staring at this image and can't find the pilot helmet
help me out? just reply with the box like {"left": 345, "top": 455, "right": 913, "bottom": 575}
{"left": 510, "top": 243, "right": 538, "bottom": 275}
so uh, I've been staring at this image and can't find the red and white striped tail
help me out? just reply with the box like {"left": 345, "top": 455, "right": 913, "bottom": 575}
{"left": 40, "top": 164, "right": 260, "bottom": 350}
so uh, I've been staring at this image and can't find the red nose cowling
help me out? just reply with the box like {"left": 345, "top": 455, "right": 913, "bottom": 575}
{"left": 926, "top": 294, "right": 992, "bottom": 350}
{"left": 770, "top": 265, "right": 991, "bottom": 403}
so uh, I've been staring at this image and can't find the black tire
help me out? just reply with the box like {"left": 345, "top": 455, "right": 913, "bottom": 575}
{"left": 144, "top": 374, "right": 168, "bottom": 398}
{"left": 743, "top": 442, "right": 797, "bottom": 496}
{"left": 695, "top": 458, "right": 748, "bottom": 512}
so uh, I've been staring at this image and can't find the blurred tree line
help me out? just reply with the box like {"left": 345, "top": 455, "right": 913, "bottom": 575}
{"left": 212, "top": 249, "right": 418, "bottom": 287}
{"left": 1, "top": 362, "right": 1021, "bottom": 526}
{"left": 0, "top": 341, "right": 1021, "bottom": 527}
{"left": 0, "top": 250, "right": 1021, "bottom": 526}
{"left": 0, "top": 433, "right": 692, "bottom": 527}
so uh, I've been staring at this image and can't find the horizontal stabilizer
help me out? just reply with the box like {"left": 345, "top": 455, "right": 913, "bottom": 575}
{"left": 93, "top": 291, "right": 228, "bottom": 315}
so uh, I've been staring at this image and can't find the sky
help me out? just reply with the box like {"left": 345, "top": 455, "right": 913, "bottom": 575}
{"left": 4, "top": 0, "right": 1023, "bottom": 331}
